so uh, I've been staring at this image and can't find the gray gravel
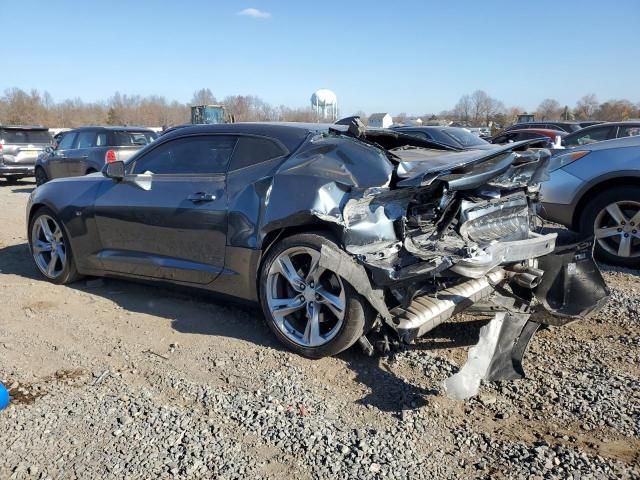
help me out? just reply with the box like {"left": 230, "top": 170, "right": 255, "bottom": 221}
{"left": 1, "top": 249, "right": 638, "bottom": 479}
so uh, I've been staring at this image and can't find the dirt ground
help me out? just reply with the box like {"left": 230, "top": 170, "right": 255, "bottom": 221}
{"left": 0, "top": 178, "right": 638, "bottom": 479}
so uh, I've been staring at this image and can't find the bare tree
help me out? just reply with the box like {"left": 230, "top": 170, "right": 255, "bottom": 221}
{"left": 470, "top": 90, "right": 491, "bottom": 125}
{"left": 537, "top": 98, "right": 562, "bottom": 120}
{"left": 595, "top": 99, "right": 636, "bottom": 121}
{"left": 190, "top": 88, "right": 217, "bottom": 106}
{"left": 453, "top": 95, "right": 472, "bottom": 124}
{"left": 574, "top": 94, "right": 599, "bottom": 120}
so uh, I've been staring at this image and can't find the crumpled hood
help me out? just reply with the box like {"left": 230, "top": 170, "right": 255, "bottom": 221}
{"left": 391, "top": 140, "right": 549, "bottom": 188}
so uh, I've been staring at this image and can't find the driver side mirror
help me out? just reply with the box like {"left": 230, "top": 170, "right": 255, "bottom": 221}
{"left": 103, "top": 160, "right": 125, "bottom": 181}
{"left": 45, "top": 146, "right": 53, "bottom": 154}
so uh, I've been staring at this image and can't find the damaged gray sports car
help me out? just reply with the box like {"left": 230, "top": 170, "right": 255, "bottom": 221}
{"left": 27, "top": 119, "right": 609, "bottom": 395}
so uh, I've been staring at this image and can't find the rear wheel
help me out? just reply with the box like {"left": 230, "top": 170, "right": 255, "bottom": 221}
{"left": 29, "top": 207, "right": 81, "bottom": 284}
{"left": 580, "top": 187, "right": 640, "bottom": 268}
{"left": 259, "top": 233, "right": 374, "bottom": 358}
{"left": 35, "top": 167, "right": 48, "bottom": 187}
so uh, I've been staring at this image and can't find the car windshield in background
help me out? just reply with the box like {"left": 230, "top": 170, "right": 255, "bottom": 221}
{"left": 440, "top": 128, "right": 487, "bottom": 147}
{"left": 0, "top": 129, "right": 51, "bottom": 144}
{"left": 112, "top": 131, "right": 157, "bottom": 146}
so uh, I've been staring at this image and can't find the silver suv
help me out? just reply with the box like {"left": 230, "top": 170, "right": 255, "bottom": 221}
{"left": 0, "top": 126, "right": 51, "bottom": 182}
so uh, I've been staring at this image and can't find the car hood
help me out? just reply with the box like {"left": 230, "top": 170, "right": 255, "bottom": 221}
{"left": 390, "top": 140, "right": 548, "bottom": 188}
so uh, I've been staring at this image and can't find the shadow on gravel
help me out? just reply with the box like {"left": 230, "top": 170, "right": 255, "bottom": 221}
{"left": 0, "top": 243, "right": 284, "bottom": 352}
{"left": 0, "top": 243, "right": 42, "bottom": 280}
{"left": 11, "top": 187, "right": 36, "bottom": 194}
{"left": 410, "top": 318, "right": 492, "bottom": 351}
{"left": 1, "top": 242, "right": 485, "bottom": 415}
{"left": 341, "top": 350, "right": 436, "bottom": 414}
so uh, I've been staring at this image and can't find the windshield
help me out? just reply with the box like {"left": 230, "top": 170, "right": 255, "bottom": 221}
{"left": 437, "top": 128, "right": 488, "bottom": 148}
{"left": 0, "top": 129, "right": 51, "bottom": 144}
{"left": 112, "top": 130, "right": 157, "bottom": 146}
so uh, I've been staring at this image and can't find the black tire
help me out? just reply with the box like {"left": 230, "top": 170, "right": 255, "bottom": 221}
{"left": 259, "top": 232, "right": 374, "bottom": 358}
{"left": 28, "top": 207, "right": 82, "bottom": 285}
{"left": 4, "top": 176, "right": 22, "bottom": 184}
{"left": 579, "top": 186, "right": 640, "bottom": 268}
{"left": 35, "top": 167, "right": 48, "bottom": 187}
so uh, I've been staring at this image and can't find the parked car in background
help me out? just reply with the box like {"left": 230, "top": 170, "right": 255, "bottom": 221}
{"left": 540, "top": 135, "right": 640, "bottom": 267}
{"left": 26, "top": 121, "right": 607, "bottom": 364}
{"left": 392, "top": 126, "right": 496, "bottom": 150}
{"left": 0, "top": 125, "right": 51, "bottom": 182}
{"left": 490, "top": 128, "right": 566, "bottom": 148}
{"left": 562, "top": 121, "right": 640, "bottom": 147}
{"left": 504, "top": 121, "right": 582, "bottom": 133}
{"left": 576, "top": 121, "right": 605, "bottom": 128}
{"left": 35, "top": 126, "right": 157, "bottom": 185}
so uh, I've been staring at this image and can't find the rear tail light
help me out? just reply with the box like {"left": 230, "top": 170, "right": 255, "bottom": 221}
{"left": 105, "top": 149, "right": 117, "bottom": 163}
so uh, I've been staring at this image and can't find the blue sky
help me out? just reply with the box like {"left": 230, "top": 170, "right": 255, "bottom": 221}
{"left": 1, "top": 0, "right": 639, "bottom": 115}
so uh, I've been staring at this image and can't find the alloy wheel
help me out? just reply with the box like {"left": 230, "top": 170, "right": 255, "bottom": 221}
{"left": 31, "top": 215, "right": 68, "bottom": 279}
{"left": 594, "top": 201, "right": 640, "bottom": 258}
{"left": 266, "top": 246, "right": 346, "bottom": 348}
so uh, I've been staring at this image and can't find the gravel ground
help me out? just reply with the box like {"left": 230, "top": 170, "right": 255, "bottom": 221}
{"left": 0, "top": 180, "right": 638, "bottom": 479}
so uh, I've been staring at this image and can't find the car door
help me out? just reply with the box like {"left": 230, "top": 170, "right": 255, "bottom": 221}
{"left": 93, "top": 134, "right": 237, "bottom": 285}
{"left": 47, "top": 131, "right": 77, "bottom": 179}
{"left": 66, "top": 130, "right": 96, "bottom": 177}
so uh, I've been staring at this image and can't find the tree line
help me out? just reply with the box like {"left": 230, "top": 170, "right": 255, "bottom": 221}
{"left": 1, "top": 86, "right": 638, "bottom": 128}
{"left": 438, "top": 91, "right": 640, "bottom": 127}
{"left": 0, "top": 87, "right": 325, "bottom": 127}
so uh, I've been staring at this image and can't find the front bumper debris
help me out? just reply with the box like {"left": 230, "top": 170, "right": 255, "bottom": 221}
{"left": 386, "top": 239, "right": 609, "bottom": 399}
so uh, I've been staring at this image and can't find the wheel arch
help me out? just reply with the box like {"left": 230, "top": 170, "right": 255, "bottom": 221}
{"left": 571, "top": 175, "right": 640, "bottom": 230}
{"left": 256, "top": 223, "right": 342, "bottom": 297}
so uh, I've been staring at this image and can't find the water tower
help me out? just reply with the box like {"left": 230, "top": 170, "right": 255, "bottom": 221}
{"left": 311, "top": 89, "right": 338, "bottom": 120}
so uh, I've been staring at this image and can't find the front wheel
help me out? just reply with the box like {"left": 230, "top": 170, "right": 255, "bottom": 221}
{"left": 35, "top": 167, "right": 48, "bottom": 186}
{"left": 259, "top": 233, "right": 374, "bottom": 358}
{"left": 580, "top": 187, "right": 640, "bottom": 268}
{"left": 29, "top": 207, "right": 81, "bottom": 284}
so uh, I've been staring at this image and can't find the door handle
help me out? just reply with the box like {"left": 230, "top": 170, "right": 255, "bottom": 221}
{"left": 187, "top": 192, "right": 216, "bottom": 202}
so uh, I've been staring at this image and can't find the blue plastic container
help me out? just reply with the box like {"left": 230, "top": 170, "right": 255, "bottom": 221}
{"left": 0, "top": 383, "right": 10, "bottom": 410}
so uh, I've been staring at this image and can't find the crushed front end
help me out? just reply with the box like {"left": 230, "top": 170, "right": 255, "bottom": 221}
{"left": 321, "top": 130, "right": 609, "bottom": 397}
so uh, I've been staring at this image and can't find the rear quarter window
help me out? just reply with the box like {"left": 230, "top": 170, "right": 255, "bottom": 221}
{"left": 110, "top": 131, "right": 157, "bottom": 147}
{"left": 229, "top": 136, "right": 288, "bottom": 170}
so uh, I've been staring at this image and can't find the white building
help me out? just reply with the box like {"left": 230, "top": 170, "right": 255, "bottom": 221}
{"left": 368, "top": 113, "right": 393, "bottom": 128}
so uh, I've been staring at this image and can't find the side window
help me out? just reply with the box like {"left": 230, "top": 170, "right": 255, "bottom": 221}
{"left": 410, "top": 131, "right": 432, "bottom": 140}
{"left": 96, "top": 133, "right": 108, "bottom": 146}
{"left": 57, "top": 132, "right": 77, "bottom": 150}
{"left": 575, "top": 127, "right": 612, "bottom": 145}
{"left": 618, "top": 125, "right": 640, "bottom": 138}
{"left": 76, "top": 131, "right": 96, "bottom": 149}
{"left": 131, "top": 136, "right": 237, "bottom": 175}
{"left": 229, "top": 136, "right": 288, "bottom": 170}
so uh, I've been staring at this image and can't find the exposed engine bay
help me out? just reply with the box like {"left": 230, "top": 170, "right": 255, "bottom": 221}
{"left": 306, "top": 119, "right": 609, "bottom": 398}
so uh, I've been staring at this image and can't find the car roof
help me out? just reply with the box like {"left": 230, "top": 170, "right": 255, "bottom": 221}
{"left": 160, "top": 122, "right": 328, "bottom": 152}
{"left": 67, "top": 126, "right": 156, "bottom": 132}
{"left": 564, "top": 121, "right": 640, "bottom": 137}
{"left": 505, "top": 128, "right": 566, "bottom": 135}
{"left": 393, "top": 126, "right": 463, "bottom": 131}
